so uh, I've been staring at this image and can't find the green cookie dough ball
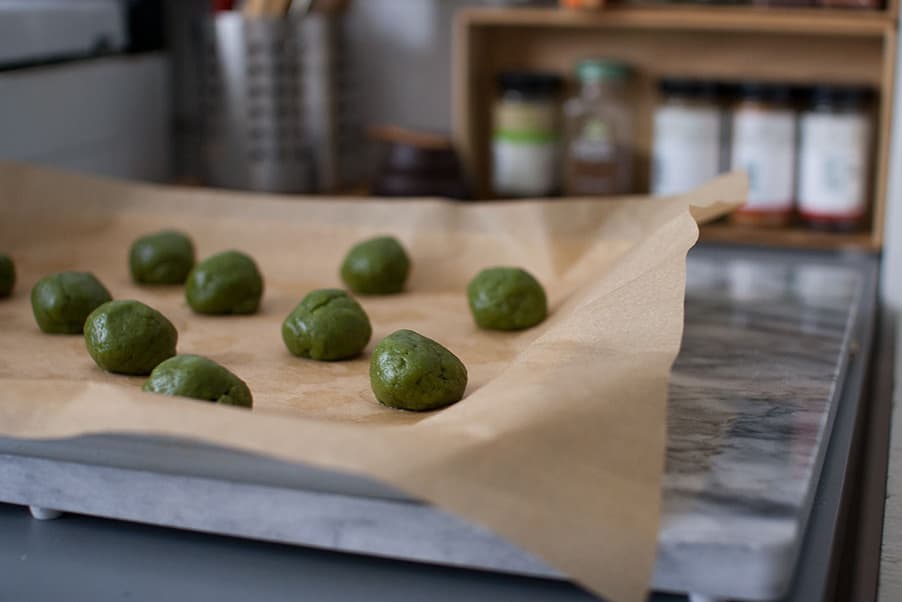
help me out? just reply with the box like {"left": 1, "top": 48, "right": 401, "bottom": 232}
{"left": 84, "top": 300, "right": 177, "bottom": 375}
{"left": 129, "top": 230, "right": 195, "bottom": 285}
{"left": 186, "top": 250, "right": 263, "bottom": 315}
{"left": 370, "top": 329, "right": 467, "bottom": 412}
{"left": 282, "top": 289, "right": 372, "bottom": 361}
{"left": 143, "top": 354, "right": 252, "bottom": 408}
{"left": 340, "top": 236, "right": 410, "bottom": 295}
{"left": 31, "top": 272, "right": 112, "bottom": 334}
{"left": 0, "top": 254, "right": 14, "bottom": 298}
{"left": 467, "top": 267, "right": 547, "bottom": 331}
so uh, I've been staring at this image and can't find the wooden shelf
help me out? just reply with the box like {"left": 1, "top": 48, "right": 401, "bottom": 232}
{"left": 460, "top": 6, "right": 895, "bottom": 36}
{"left": 699, "top": 223, "right": 878, "bottom": 251}
{"left": 453, "top": 4, "right": 896, "bottom": 250}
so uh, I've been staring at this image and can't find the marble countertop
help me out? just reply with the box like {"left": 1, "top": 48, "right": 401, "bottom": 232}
{"left": 655, "top": 249, "right": 871, "bottom": 599}
{"left": 880, "top": 331, "right": 901, "bottom": 602}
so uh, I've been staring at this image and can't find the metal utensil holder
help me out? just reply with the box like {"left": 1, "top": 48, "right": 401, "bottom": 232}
{"left": 302, "top": 11, "right": 363, "bottom": 193}
{"left": 202, "top": 12, "right": 320, "bottom": 194}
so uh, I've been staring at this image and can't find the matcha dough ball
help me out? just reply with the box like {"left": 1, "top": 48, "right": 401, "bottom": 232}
{"left": 143, "top": 354, "right": 252, "bottom": 408}
{"left": 467, "top": 267, "right": 547, "bottom": 331}
{"left": 130, "top": 230, "right": 195, "bottom": 285}
{"left": 186, "top": 250, "right": 263, "bottom": 315}
{"left": 340, "top": 236, "right": 410, "bottom": 295}
{"left": 0, "top": 254, "right": 14, "bottom": 298}
{"left": 370, "top": 329, "right": 468, "bottom": 412}
{"left": 31, "top": 272, "right": 112, "bottom": 334}
{"left": 282, "top": 289, "right": 372, "bottom": 361}
{"left": 84, "top": 300, "right": 177, "bottom": 375}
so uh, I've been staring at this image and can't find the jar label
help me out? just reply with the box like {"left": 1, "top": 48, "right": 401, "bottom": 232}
{"left": 492, "top": 139, "right": 559, "bottom": 197}
{"left": 652, "top": 106, "right": 722, "bottom": 196}
{"left": 494, "top": 102, "right": 557, "bottom": 136}
{"left": 572, "top": 117, "right": 616, "bottom": 162}
{"left": 797, "top": 113, "right": 870, "bottom": 218}
{"left": 730, "top": 111, "right": 796, "bottom": 211}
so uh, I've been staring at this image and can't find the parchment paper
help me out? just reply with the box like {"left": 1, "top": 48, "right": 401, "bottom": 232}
{"left": 0, "top": 162, "right": 744, "bottom": 602}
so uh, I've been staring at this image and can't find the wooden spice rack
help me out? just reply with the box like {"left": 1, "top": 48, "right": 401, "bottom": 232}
{"left": 452, "top": 4, "right": 898, "bottom": 251}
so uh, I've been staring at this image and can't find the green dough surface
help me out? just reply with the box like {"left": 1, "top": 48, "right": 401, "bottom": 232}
{"left": 282, "top": 289, "right": 372, "bottom": 361}
{"left": 340, "top": 236, "right": 410, "bottom": 295}
{"left": 0, "top": 254, "right": 14, "bottom": 298}
{"left": 467, "top": 267, "right": 547, "bottom": 331}
{"left": 143, "top": 354, "right": 252, "bottom": 408}
{"left": 185, "top": 250, "right": 263, "bottom": 315}
{"left": 31, "top": 272, "right": 112, "bottom": 334}
{"left": 130, "top": 230, "right": 195, "bottom": 284}
{"left": 84, "top": 300, "right": 177, "bottom": 375}
{"left": 370, "top": 329, "right": 467, "bottom": 412}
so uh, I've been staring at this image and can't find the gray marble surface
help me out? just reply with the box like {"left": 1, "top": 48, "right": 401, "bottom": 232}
{"left": 880, "top": 323, "right": 902, "bottom": 602}
{"left": 655, "top": 252, "right": 865, "bottom": 599}
{"left": 0, "top": 247, "right": 876, "bottom": 602}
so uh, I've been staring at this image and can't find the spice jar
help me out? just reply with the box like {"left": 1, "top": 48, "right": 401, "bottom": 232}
{"left": 651, "top": 78, "right": 725, "bottom": 196}
{"left": 563, "top": 59, "right": 633, "bottom": 196}
{"left": 729, "top": 83, "right": 797, "bottom": 228}
{"left": 797, "top": 86, "right": 873, "bottom": 231}
{"left": 370, "top": 125, "right": 470, "bottom": 200}
{"left": 492, "top": 71, "right": 563, "bottom": 198}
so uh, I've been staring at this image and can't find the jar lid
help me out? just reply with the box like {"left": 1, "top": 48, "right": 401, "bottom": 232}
{"left": 496, "top": 71, "right": 564, "bottom": 96}
{"left": 658, "top": 78, "right": 721, "bottom": 100}
{"left": 576, "top": 59, "right": 631, "bottom": 82}
{"left": 737, "top": 82, "right": 792, "bottom": 104}
{"left": 810, "top": 85, "right": 875, "bottom": 108}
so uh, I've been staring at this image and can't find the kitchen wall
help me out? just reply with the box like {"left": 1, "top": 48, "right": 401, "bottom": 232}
{"left": 0, "top": 53, "right": 171, "bottom": 182}
{"left": 344, "top": 0, "right": 481, "bottom": 133}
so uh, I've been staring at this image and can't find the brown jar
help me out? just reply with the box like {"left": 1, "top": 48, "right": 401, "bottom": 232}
{"left": 370, "top": 125, "right": 470, "bottom": 200}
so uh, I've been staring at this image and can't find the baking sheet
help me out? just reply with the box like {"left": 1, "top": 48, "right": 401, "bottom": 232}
{"left": 0, "top": 163, "right": 743, "bottom": 602}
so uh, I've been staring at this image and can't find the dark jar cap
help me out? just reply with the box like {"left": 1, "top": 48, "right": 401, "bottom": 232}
{"left": 658, "top": 78, "right": 722, "bottom": 100}
{"left": 496, "top": 71, "right": 564, "bottom": 97}
{"left": 810, "top": 85, "right": 875, "bottom": 109}
{"left": 737, "top": 82, "right": 793, "bottom": 105}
